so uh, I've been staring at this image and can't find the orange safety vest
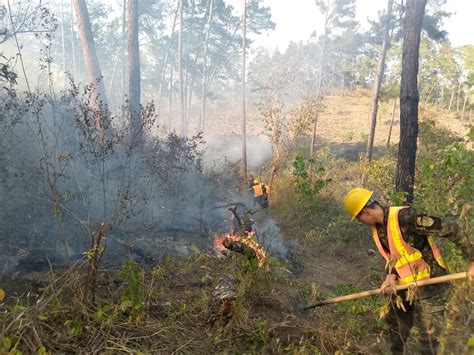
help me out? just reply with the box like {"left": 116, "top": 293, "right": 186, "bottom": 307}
{"left": 371, "top": 206, "right": 446, "bottom": 284}
{"left": 253, "top": 183, "right": 264, "bottom": 197}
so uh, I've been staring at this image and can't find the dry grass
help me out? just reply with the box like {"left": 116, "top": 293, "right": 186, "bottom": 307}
{"left": 0, "top": 249, "right": 388, "bottom": 354}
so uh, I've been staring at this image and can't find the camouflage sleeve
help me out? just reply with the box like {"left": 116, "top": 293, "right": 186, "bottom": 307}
{"left": 400, "top": 207, "right": 473, "bottom": 261}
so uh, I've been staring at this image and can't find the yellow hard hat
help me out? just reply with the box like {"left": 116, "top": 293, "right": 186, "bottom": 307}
{"left": 343, "top": 188, "right": 373, "bottom": 221}
{"left": 254, "top": 179, "right": 259, "bottom": 184}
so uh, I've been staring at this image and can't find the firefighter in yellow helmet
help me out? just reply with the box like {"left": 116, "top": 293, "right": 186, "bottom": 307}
{"left": 343, "top": 187, "right": 474, "bottom": 354}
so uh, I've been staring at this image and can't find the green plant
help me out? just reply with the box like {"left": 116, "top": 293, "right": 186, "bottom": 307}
{"left": 118, "top": 260, "right": 145, "bottom": 324}
{"left": 64, "top": 318, "right": 83, "bottom": 336}
{"left": 292, "top": 155, "right": 332, "bottom": 197}
{"left": 95, "top": 303, "right": 116, "bottom": 325}
{"left": 1, "top": 336, "right": 23, "bottom": 354}
{"left": 416, "top": 141, "right": 473, "bottom": 215}
{"left": 83, "top": 222, "right": 107, "bottom": 304}
{"left": 344, "top": 131, "right": 354, "bottom": 141}
{"left": 247, "top": 321, "right": 267, "bottom": 350}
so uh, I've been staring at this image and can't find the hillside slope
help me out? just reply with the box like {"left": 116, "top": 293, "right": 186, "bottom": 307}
{"left": 204, "top": 89, "right": 471, "bottom": 160}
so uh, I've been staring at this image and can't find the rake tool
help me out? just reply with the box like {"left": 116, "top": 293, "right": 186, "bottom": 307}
{"left": 299, "top": 271, "right": 468, "bottom": 311}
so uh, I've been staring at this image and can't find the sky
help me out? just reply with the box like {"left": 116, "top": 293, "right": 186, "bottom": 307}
{"left": 227, "top": 0, "right": 474, "bottom": 51}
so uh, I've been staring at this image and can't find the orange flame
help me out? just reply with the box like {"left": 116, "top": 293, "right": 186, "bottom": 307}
{"left": 213, "top": 232, "right": 266, "bottom": 268}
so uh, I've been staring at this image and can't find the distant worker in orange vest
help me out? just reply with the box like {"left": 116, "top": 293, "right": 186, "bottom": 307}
{"left": 343, "top": 187, "right": 473, "bottom": 355}
{"left": 252, "top": 179, "right": 269, "bottom": 209}
{"left": 247, "top": 174, "right": 255, "bottom": 206}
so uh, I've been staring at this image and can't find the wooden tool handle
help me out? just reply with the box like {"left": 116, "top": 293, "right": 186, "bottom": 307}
{"left": 302, "top": 272, "right": 467, "bottom": 310}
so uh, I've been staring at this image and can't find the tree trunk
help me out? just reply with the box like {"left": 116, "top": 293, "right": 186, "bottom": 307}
{"left": 157, "top": 4, "right": 179, "bottom": 120}
{"left": 366, "top": 0, "right": 394, "bottom": 161}
{"left": 69, "top": 0, "right": 77, "bottom": 79}
{"left": 182, "top": 1, "right": 197, "bottom": 136}
{"left": 456, "top": 81, "right": 461, "bottom": 114}
{"left": 60, "top": 0, "right": 67, "bottom": 88}
{"left": 108, "top": 1, "right": 127, "bottom": 109}
{"left": 332, "top": 61, "right": 335, "bottom": 86}
{"left": 121, "top": 0, "right": 127, "bottom": 102}
{"left": 386, "top": 98, "right": 397, "bottom": 150}
{"left": 310, "top": 0, "right": 329, "bottom": 157}
{"left": 185, "top": 51, "right": 199, "bottom": 135}
{"left": 200, "top": 0, "right": 214, "bottom": 133}
{"left": 210, "top": 276, "right": 237, "bottom": 326}
{"left": 423, "top": 78, "right": 440, "bottom": 105}
{"left": 439, "top": 85, "right": 444, "bottom": 109}
{"left": 72, "top": 0, "right": 108, "bottom": 142}
{"left": 448, "top": 85, "right": 455, "bottom": 110}
{"left": 178, "top": 0, "right": 185, "bottom": 135}
{"left": 241, "top": 0, "right": 247, "bottom": 183}
{"left": 169, "top": 64, "right": 174, "bottom": 132}
{"left": 127, "top": 0, "right": 141, "bottom": 147}
{"left": 269, "top": 106, "right": 282, "bottom": 197}
{"left": 395, "top": 0, "right": 427, "bottom": 204}
{"left": 107, "top": 52, "right": 121, "bottom": 109}
{"left": 461, "top": 87, "right": 468, "bottom": 121}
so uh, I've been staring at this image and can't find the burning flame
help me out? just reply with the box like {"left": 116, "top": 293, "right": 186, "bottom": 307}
{"left": 213, "top": 232, "right": 266, "bottom": 268}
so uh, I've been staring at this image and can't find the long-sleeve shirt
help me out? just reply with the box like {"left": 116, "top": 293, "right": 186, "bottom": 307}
{"left": 374, "top": 206, "right": 473, "bottom": 278}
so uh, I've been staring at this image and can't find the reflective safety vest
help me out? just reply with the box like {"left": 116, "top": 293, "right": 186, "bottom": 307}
{"left": 371, "top": 206, "right": 446, "bottom": 284}
{"left": 253, "top": 184, "right": 264, "bottom": 197}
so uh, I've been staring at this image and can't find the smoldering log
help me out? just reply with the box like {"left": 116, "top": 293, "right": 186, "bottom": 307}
{"left": 223, "top": 237, "right": 257, "bottom": 260}
{"left": 227, "top": 205, "right": 242, "bottom": 227}
{"left": 209, "top": 276, "right": 238, "bottom": 325}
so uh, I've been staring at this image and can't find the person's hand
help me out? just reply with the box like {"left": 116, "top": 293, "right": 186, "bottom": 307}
{"left": 467, "top": 262, "right": 474, "bottom": 281}
{"left": 380, "top": 274, "right": 397, "bottom": 296}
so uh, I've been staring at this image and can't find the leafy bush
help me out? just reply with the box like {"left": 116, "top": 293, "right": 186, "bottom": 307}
{"left": 414, "top": 120, "right": 473, "bottom": 214}
{"left": 292, "top": 155, "right": 332, "bottom": 197}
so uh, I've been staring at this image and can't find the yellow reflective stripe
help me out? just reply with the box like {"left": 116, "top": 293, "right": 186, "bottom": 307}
{"left": 388, "top": 207, "right": 431, "bottom": 282}
{"left": 427, "top": 236, "right": 446, "bottom": 268}
{"left": 389, "top": 207, "right": 407, "bottom": 257}
{"left": 399, "top": 269, "right": 431, "bottom": 284}
{"left": 394, "top": 250, "right": 423, "bottom": 268}
{"left": 372, "top": 226, "right": 389, "bottom": 261}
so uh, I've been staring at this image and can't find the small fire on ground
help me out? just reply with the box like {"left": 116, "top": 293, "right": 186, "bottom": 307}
{"left": 213, "top": 232, "right": 266, "bottom": 268}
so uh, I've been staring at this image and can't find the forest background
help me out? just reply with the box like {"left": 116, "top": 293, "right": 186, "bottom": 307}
{"left": 0, "top": 0, "right": 473, "bottom": 353}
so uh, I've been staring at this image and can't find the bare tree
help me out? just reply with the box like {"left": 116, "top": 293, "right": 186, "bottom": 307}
{"left": 395, "top": 0, "right": 427, "bottom": 204}
{"left": 128, "top": 0, "right": 141, "bottom": 147}
{"left": 1, "top": 0, "right": 55, "bottom": 45}
{"left": 72, "top": 0, "right": 108, "bottom": 141}
{"left": 386, "top": 98, "right": 397, "bottom": 150}
{"left": 366, "top": 0, "right": 394, "bottom": 161}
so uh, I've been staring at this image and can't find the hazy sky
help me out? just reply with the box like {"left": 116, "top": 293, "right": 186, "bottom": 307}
{"left": 227, "top": 0, "right": 474, "bottom": 51}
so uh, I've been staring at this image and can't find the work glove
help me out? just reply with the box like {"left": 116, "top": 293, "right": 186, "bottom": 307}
{"left": 380, "top": 274, "right": 397, "bottom": 297}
